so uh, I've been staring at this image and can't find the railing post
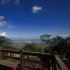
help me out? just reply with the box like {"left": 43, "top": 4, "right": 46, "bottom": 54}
{"left": 53, "top": 51, "right": 58, "bottom": 55}
{"left": 20, "top": 49, "right": 24, "bottom": 70}
{"left": 0, "top": 47, "right": 2, "bottom": 59}
{"left": 53, "top": 51, "right": 60, "bottom": 70}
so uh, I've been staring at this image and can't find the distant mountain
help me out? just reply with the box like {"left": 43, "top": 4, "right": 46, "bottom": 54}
{"left": 3, "top": 38, "right": 12, "bottom": 46}
{"left": 11, "top": 39, "right": 41, "bottom": 41}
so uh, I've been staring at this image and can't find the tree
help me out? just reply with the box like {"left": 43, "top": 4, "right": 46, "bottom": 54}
{"left": 56, "top": 36, "right": 62, "bottom": 42}
{"left": 52, "top": 37, "right": 57, "bottom": 44}
{"left": 0, "top": 36, "right": 5, "bottom": 46}
{"left": 3, "top": 46, "right": 17, "bottom": 50}
{"left": 66, "top": 49, "right": 70, "bottom": 60}
{"left": 0, "top": 36, "right": 13, "bottom": 49}
{"left": 23, "top": 43, "right": 44, "bottom": 52}
{"left": 40, "top": 34, "right": 51, "bottom": 44}
{"left": 66, "top": 36, "right": 70, "bottom": 43}
{"left": 52, "top": 42, "right": 70, "bottom": 59}
{"left": 23, "top": 43, "right": 39, "bottom": 52}
{"left": 40, "top": 34, "right": 70, "bottom": 55}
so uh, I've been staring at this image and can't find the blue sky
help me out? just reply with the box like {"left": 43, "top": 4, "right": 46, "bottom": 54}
{"left": 0, "top": 0, "right": 70, "bottom": 39}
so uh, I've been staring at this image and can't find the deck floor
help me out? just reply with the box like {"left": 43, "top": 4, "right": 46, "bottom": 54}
{"left": 0, "top": 66, "right": 10, "bottom": 70}
{"left": 0, "top": 66, "right": 20, "bottom": 70}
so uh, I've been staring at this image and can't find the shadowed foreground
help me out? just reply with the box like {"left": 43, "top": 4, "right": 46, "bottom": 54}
{"left": 0, "top": 47, "right": 68, "bottom": 70}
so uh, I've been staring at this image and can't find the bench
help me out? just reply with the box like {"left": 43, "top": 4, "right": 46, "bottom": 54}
{"left": 0, "top": 59, "right": 18, "bottom": 70}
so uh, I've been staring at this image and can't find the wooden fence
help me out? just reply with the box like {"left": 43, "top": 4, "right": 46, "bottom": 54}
{"left": 0, "top": 47, "right": 69, "bottom": 70}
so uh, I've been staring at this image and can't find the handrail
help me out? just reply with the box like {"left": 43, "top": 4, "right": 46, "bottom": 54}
{"left": 2, "top": 49, "right": 52, "bottom": 56}
{"left": 54, "top": 55, "right": 68, "bottom": 70}
{"left": 1, "top": 49, "right": 20, "bottom": 54}
{"left": 23, "top": 51, "right": 52, "bottom": 56}
{"left": 0, "top": 48, "right": 69, "bottom": 70}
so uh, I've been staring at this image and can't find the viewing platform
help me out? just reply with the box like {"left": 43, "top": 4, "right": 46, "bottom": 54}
{"left": 0, "top": 47, "right": 68, "bottom": 70}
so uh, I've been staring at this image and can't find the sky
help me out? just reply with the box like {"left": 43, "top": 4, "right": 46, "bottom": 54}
{"left": 0, "top": 0, "right": 70, "bottom": 40}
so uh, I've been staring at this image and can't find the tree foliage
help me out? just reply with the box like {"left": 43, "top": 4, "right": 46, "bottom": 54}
{"left": 3, "top": 46, "right": 17, "bottom": 50}
{"left": 23, "top": 43, "right": 43, "bottom": 52}
{"left": 40, "top": 34, "right": 51, "bottom": 44}
{"left": 0, "top": 36, "right": 15, "bottom": 50}
{"left": 23, "top": 43, "right": 37, "bottom": 52}
{"left": 52, "top": 41, "right": 70, "bottom": 58}
{"left": 0, "top": 36, "right": 5, "bottom": 46}
{"left": 40, "top": 34, "right": 70, "bottom": 58}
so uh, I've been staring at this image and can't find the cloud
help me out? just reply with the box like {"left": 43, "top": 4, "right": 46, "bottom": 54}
{"left": 59, "top": 34, "right": 69, "bottom": 38}
{"left": 0, "top": 21, "right": 7, "bottom": 27}
{"left": 15, "top": 0, "right": 19, "bottom": 5}
{"left": 0, "top": 32, "right": 18, "bottom": 39}
{"left": 8, "top": 25, "right": 15, "bottom": 29}
{"left": 0, "top": 16, "right": 15, "bottom": 28}
{"left": 1, "top": 0, "right": 19, "bottom": 5}
{"left": 0, "top": 16, "right": 4, "bottom": 19}
{"left": 2, "top": 0, "right": 6, "bottom": 4}
{"left": 0, "top": 32, "right": 8, "bottom": 37}
{"left": 32, "top": 6, "right": 42, "bottom": 13}
{"left": 7, "top": 35, "right": 18, "bottom": 38}
{"left": 0, "top": 16, "right": 8, "bottom": 27}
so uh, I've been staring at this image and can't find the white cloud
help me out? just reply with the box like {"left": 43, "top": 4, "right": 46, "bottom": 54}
{"left": 0, "top": 16, "right": 4, "bottom": 20}
{"left": 15, "top": 0, "right": 19, "bottom": 5}
{"left": 32, "top": 6, "right": 42, "bottom": 13}
{"left": 7, "top": 0, "right": 11, "bottom": 2}
{"left": 7, "top": 36, "right": 18, "bottom": 38}
{"left": 0, "top": 16, "right": 7, "bottom": 27}
{"left": 1, "top": 0, "right": 19, "bottom": 5}
{"left": 0, "top": 32, "right": 18, "bottom": 39}
{"left": 0, "top": 16, "right": 14, "bottom": 28}
{"left": 0, "top": 21, "right": 7, "bottom": 27}
{"left": 59, "top": 34, "right": 69, "bottom": 38}
{"left": 0, "top": 32, "right": 8, "bottom": 37}
{"left": 2, "top": 0, "right": 6, "bottom": 4}
{"left": 8, "top": 25, "right": 15, "bottom": 29}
